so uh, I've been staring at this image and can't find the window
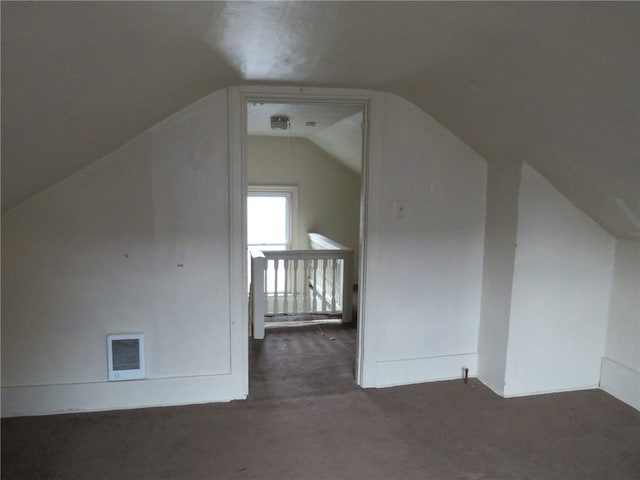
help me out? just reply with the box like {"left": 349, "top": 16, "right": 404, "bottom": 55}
{"left": 248, "top": 194, "right": 289, "bottom": 250}
{"left": 247, "top": 186, "right": 297, "bottom": 292}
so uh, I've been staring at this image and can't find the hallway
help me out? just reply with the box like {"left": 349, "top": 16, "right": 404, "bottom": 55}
{"left": 248, "top": 322, "right": 358, "bottom": 402}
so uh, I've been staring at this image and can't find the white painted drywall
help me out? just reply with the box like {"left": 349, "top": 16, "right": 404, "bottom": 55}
{"left": 504, "top": 163, "right": 615, "bottom": 396}
{"left": 5, "top": 82, "right": 624, "bottom": 415}
{"left": 309, "top": 112, "right": 364, "bottom": 174}
{"left": 1, "top": 89, "right": 243, "bottom": 416}
{"left": 247, "top": 135, "right": 361, "bottom": 275}
{"left": 476, "top": 162, "right": 522, "bottom": 395}
{"left": 1, "top": 84, "right": 532, "bottom": 414}
{"left": 600, "top": 239, "right": 640, "bottom": 409}
{"left": 365, "top": 93, "right": 487, "bottom": 386}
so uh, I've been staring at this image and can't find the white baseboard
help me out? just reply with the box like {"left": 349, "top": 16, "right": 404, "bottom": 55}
{"left": 502, "top": 384, "right": 599, "bottom": 398}
{"left": 2, "top": 373, "right": 244, "bottom": 417}
{"left": 374, "top": 353, "right": 477, "bottom": 388}
{"left": 475, "top": 377, "right": 505, "bottom": 397}
{"left": 600, "top": 357, "right": 640, "bottom": 411}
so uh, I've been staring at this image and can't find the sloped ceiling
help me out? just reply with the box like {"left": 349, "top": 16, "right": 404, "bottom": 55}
{"left": 247, "top": 102, "right": 363, "bottom": 174}
{"left": 2, "top": 2, "right": 638, "bottom": 238}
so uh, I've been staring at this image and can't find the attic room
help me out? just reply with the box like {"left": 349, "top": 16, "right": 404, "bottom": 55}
{"left": 1, "top": 2, "right": 638, "bottom": 479}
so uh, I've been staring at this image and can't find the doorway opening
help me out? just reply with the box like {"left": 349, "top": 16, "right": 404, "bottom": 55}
{"left": 243, "top": 98, "right": 367, "bottom": 399}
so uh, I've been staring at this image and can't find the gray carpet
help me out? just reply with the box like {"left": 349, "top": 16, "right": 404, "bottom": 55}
{"left": 2, "top": 324, "right": 639, "bottom": 479}
{"left": 249, "top": 323, "right": 357, "bottom": 401}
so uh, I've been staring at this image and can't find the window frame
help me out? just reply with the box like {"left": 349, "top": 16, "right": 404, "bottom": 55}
{"left": 247, "top": 185, "right": 298, "bottom": 251}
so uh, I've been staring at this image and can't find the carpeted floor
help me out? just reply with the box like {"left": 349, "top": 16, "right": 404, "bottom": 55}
{"left": 249, "top": 322, "right": 357, "bottom": 401}
{"left": 2, "top": 324, "right": 639, "bottom": 479}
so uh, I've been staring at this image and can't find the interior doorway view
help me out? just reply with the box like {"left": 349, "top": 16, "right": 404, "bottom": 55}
{"left": 245, "top": 101, "right": 365, "bottom": 400}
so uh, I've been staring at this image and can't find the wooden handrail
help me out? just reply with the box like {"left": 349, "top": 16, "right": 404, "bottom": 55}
{"left": 308, "top": 232, "right": 350, "bottom": 250}
{"left": 260, "top": 249, "right": 352, "bottom": 259}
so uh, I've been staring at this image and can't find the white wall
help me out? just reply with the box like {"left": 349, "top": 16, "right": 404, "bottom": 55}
{"left": 2, "top": 87, "right": 489, "bottom": 415}
{"left": 504, "top": 163, "right": 615, "bottom": 396}
{"left": 365, "top": 93, "right": 487, "bottom": 387}
{"left": 4, "top": 84, "right": 627, "bottom": 416}
{"left": 20, "top": 84, "right": 627, "bottom": 414}
{"left": 309, "top": 112, "right": 363, "bottom": 174}
{"left": 477, "top": 162, "right": 522, "bottom": 395}
{"left": 600, "top": 239, "right": 640, "bottom": 409}
{"left": 247, "top": 135, "right": 361, "bottom": 274}
{"left": 2, "top": 89, "right": 245, "bottom": 416}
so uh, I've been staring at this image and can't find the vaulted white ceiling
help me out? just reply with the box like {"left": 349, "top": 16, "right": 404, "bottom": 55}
{"left": 2, "top": 2, "right": 638, "bottom": 238}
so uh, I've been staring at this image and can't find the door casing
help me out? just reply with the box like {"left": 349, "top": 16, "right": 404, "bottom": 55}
{"left": 228, "top": 85, "right": 384, "bottom": 395}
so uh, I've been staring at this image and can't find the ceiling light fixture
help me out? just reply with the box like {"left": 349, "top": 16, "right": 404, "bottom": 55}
{"left": 270, "top": 115, "right": 289, "bottom": 130}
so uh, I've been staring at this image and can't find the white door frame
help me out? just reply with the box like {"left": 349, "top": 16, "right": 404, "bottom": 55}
{"left": 228, "top": 85, "right": 383, "bottom": 395}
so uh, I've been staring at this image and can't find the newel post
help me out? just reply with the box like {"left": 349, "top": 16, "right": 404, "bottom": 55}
{"left": 251, "top": 252, "right": 267, "bottom": 339}
{"left": 342, "top": 251, "right": 354, "bottom": 323}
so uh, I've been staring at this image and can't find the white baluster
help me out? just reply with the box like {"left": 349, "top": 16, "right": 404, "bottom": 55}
{"left": 312, "top": 258, "right": 319, "bottom": 312}
{"left": 273, "top": 258, "right": 279, "bottom": 314}
{"left": 283, "top": 258, "right": 289, "bottom": 314}
{"left": 303, "top": 259, "right": 310, "bottom": 312}
{"left": 331, "top": 257, "right": 337, "bottom": 312}
{"left": 321, "top": 259, "right": 328, "bottom": 312}
{"left": 293, "top": 259, "right": 299, "bottom": 314}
